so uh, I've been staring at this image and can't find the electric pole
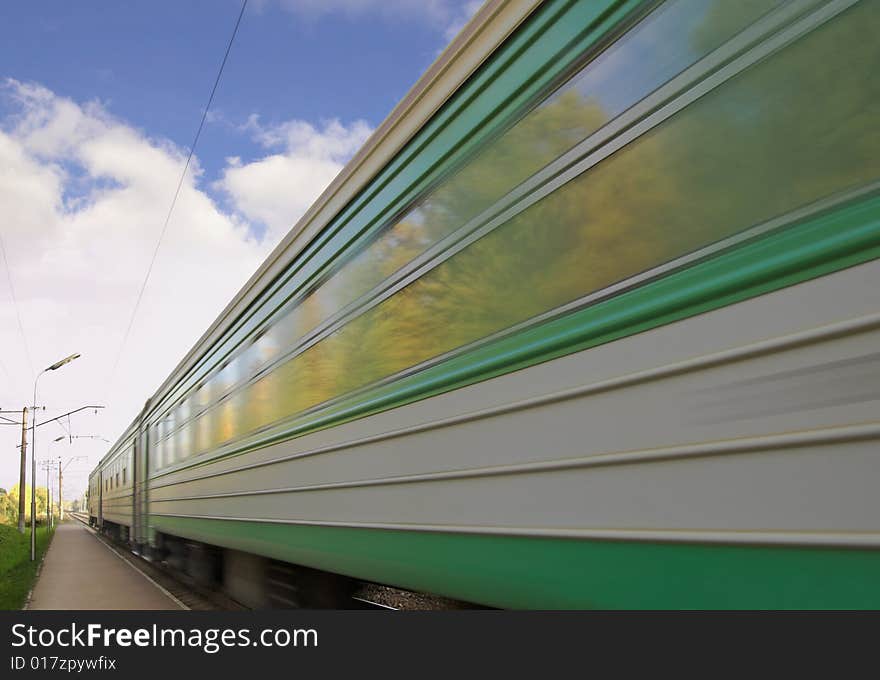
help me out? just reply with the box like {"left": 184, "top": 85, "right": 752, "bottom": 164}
{"left": 19, "top": 407, "right": 27, "bottom": 533}
{"left": 39, "top": 459, "right": 54, "bottom": 528}
{"left": 5, "top": 384, "right": 102, "bottom": 556}
{"left": 3, "top": 407, "right": 32, "bottom": 533}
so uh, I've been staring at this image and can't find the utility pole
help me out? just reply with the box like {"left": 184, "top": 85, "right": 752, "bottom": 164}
{"left": 58, "top": 456, "right": 86, "bottom": 522}
{"left": 5, "top": 381, "right": 100, "bottom": 553}
{"left": 58, "top": 458, "right": 63, "bottom": 522}
{"left": 39, "top": 460, "right": 53, "bottom": 528}
{"left": 19, "top": 407, "right": 27, "bottom": 533}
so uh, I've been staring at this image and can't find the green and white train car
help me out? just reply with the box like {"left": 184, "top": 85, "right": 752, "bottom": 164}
{"left": 89, "top": 0, "right": 880, "bottom": 608}
{"left": 88, "top": 422, "right": 137, "bottom": 538}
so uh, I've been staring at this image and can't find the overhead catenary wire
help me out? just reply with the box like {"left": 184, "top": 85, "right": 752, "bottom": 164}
{"left": 0, "top": 231, "right": 36, "bottom": 388}
{"left": 105, "top": 0, "right": 249, "bottom": 400}
{"left": 56, "top": 415, "right": 72, "bottom": 439}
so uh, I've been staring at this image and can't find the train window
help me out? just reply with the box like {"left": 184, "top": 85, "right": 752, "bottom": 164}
{"left": 243, "top": 337, "right": 271, "bottom": 378}
{"left": 178, "top": 1, "right": 880, "bottom": 459}
{"left": 161, "top": 417, "right": 175, "bottom": 466}
{"left": 168, "top": 400, "right": 192, "bottom": 462}
{"left": 152, "top": 423, "right": 163, "bottom": 471}
{"left": 247, "top": 0, "right": 876, "bottom": 420}
{"left": 253, "top": 328, "right": 278, "bottom": 362}
{"left": 219, "top": 0, "right": 784, "bottom": 390}
{"left": 194, "top": 381, "right": 212, "bottom": 414}
{"left": 176, "top": 424, "right": 192, "bottom": 461}
{"left": 216, "top": 356, "right": 240, "bottom": 394}
{"left": 122, "top": 468, "right": 126, "bottom": 485}
{"left": 115, "top": 473, "right": 119, "bottom": 488}
{"left": 164, "top": 433, "right": 175, "bottom": 467}
{"left": 163, "top": 413, "right": 175, "bottom": 440}
{"left": 178, "top": 397, "right": 191, "bottom": 425}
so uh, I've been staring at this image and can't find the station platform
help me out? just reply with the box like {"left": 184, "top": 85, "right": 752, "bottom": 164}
{"left": 27, "top": 521, "right": 184, "bottom": 610}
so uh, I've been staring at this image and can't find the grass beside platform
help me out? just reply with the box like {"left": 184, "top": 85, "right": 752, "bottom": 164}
{"left": 0, "top": 523, "right": 53, "bottom": 610}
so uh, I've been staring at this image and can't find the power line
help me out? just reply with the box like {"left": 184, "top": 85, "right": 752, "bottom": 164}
{"left": 56, "top": 415, "right": 71, "bottom": 439}
{"left": 0, "top": 231, "right": 36, "bottom": 386}
{"left": 105, "top": 0, "right": 249, "bottom": 398}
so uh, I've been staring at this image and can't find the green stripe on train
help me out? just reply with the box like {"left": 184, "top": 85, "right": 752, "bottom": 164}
{"left": 154, "top": 189, "right": 880, "bottom": 480}
{"left": 151, "top": 514, "right": 880, "bottom": 609}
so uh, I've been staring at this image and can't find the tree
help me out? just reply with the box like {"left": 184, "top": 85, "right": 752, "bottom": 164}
{"left": 6, "top": 483, "right": 49, "bottom": 524}
{"left": 0, "top": 488, "right": 13, "bottom": 525}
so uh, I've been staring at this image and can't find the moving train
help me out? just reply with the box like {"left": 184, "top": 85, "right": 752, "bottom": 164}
{"left": 89, "top": 0, "right": 880, "bottom": 608}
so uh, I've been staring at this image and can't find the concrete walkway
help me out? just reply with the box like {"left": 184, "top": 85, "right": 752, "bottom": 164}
{"left": 28, "top": 521, "right": 184, "bottom": 610}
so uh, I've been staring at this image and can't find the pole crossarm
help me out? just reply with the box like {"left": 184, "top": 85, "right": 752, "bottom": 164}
{"left": 0, "top": 411, "right": 24, "bottom": 425}
{"left": 34, "top": 405, "right": 105, "bottom": 429}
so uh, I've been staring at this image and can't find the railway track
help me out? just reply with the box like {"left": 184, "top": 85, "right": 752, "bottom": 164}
{"left": 68, "top": 513, "right": 244, "bottom": 610}
{"left": 69, "top": 513, "right": 398, "bottom": 610}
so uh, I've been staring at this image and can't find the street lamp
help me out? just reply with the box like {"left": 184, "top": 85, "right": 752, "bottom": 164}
{"left": 31, "top": 353, "right": 81, "bottom": 561}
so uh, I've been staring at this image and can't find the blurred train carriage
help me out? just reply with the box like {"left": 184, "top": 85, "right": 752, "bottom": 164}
{"left": 88, "top": 0, "right": 880, "bottom": 608}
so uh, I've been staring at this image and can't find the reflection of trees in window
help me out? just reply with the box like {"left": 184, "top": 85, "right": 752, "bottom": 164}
{"left": 226, "top": 0, "right": 777, "bottom": 398}
{"left": 286, "top": 1, "right": 880, "bottom": 427}
{"left": 182, "top": 1, "right": 880, "bottom": 457}
{"left": 180, "top": 1, "right": 775, "bottom": 456}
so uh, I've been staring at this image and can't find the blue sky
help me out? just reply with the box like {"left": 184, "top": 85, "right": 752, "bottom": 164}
{"left": 0, "top": 0, "right": 481, "bottom": 495}
{"left": 0, "top": 0, "right": 474, "bottom": 209}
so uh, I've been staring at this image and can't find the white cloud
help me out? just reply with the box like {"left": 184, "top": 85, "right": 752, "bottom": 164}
{"left": 0, "top": 79, "right": 272, "bottom": 496}
{"left": 217, "top": 115, "right": 372, "bottom": 239}
{"left": 443, "top": 0, "right": 484, "bottom": 42}
{"left": 278, "top": 0, "right": 448, "bottom": 22}
{"left": 273, "top": 0, "right": 483, "bottom": 42}
{"left": 0, "top": 79, "right": 376, "bottom": 499}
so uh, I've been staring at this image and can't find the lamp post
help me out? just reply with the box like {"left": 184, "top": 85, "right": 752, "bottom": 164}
{"left": 38, "top": 457, "right": 57, "bottom": 529}
{"left": 31, "top": 353, "right": 80, "bottom": 561}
